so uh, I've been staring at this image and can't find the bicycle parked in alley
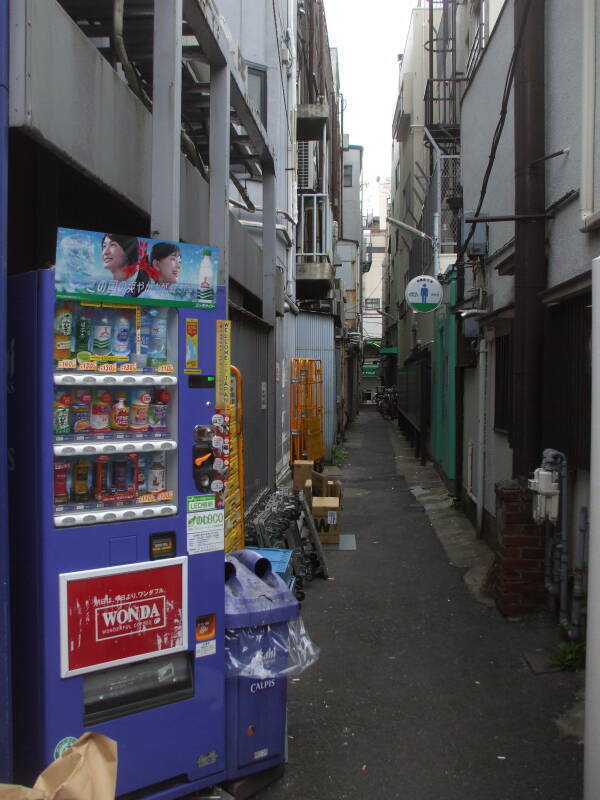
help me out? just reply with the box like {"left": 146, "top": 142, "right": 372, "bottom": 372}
{"left": 375, "top": 386, "right": 398, "bottom": 420}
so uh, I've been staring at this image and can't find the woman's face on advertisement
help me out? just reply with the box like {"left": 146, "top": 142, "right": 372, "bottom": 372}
{"left": 155, "top": 252, "right": 181, "bottom": 285}
{"left": 102, "top": 237, "right": 128, "bottom": 279}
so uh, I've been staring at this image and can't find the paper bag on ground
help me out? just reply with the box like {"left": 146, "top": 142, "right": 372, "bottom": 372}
{"left": 0, "top": 732, "right": 117, "bottom": 800}
{"left": 0, "top": 787, "right": 45, "bottom": 799}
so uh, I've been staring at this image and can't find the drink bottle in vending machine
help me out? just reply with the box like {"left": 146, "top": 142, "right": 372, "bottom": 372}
{"left": 8, "top": 230, "right": 227, "bottom": 798}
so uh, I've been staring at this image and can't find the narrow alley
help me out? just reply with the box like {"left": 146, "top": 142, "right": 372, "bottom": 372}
{"left": 263, "top": 408, "right": 583, "bottom": 800}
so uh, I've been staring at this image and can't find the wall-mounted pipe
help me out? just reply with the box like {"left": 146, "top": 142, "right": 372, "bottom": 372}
{"left": 476, "top": 337, "right": 488, "bottom": 533}
{"left": 542, "top": 449, "right": 569, "bottom": 625}
{"left": 569, "top": 506, "right": 588, "bottom": 640}
{"left": 580, "top": 0, "right": 599, "bottom": 231}
{"left": 544, "top": 520, "right": 558, "bottom": 596}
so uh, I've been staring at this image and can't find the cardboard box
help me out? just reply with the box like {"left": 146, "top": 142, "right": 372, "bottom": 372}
{"left": 310, "top": 469, "right": 329, "bottom": 497}
{"left": 303, "top": 478, "right": 313, "bottom": 509}
{"left": 322, "top": 465, "right": 343, "bottom": 480}
{"left": 311, "top": 496, "right": 341, "bottom": 544}
{"left": 328, "top": 480, "right": 344, "bottom": 509}
{"left": 293, "top": 460, "right": 314, "bottom": 491}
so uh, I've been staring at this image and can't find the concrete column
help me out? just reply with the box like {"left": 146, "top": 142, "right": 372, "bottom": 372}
{"left": 262, "top": 166, "right": 277, "bottom": 325}
{"left": 209, "top": 64, "right": 230, "bottom": 306}
{"left": 151, "top": 0, "right": 182, "bottom": 240}
{"left": 263, "top": 165, "right": 277, "bottom": 486}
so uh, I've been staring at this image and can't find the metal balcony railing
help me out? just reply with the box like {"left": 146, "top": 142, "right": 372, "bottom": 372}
{"left": 409, "top": 146, "right": 460, "bottom": 279}
{"left": 424, "top": 78, "right": 467, "bottom": 132}
{"left": 297, "top": 193, "right": 333, "bottom": 264}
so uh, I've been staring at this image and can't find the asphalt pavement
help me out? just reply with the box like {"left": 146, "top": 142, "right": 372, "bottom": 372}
{"left": 261, "top": 406, "right": 584, "bottom": 800}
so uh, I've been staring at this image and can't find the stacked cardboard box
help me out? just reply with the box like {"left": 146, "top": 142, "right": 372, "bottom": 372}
{"left": 293, "top": 460, "right": 314, "bottom": 492}
{"left": 301, "top": 467, "right": 343, "bottom": 545}
{"left": 311, "top": 496, "right": 341, "bottom": 544}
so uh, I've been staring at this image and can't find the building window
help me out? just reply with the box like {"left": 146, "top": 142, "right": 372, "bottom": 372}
{"left": 494, "top": 332, "right": 513, "bottom": 433}
{"left": 365, "top": 297, "right": 380, "bottom": 310}
{"left": 343, "top": 164, "right": 353, "bottom": 187}
{"left": 247, "top": 65, "right": 267, "bottom": 126}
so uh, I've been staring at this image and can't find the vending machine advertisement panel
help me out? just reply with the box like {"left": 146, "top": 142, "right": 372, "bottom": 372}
{"left": 8, "top": 229, "right": 228, "bottom": 798}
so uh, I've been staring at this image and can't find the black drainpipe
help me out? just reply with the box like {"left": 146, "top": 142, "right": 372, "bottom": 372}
{"left": 512, "top": 0, "right": 546, "bottom": 479}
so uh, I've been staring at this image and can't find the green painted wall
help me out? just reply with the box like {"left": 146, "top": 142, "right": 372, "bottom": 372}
{"left": 431, "top": 273, "right": 457, "bottom": 482}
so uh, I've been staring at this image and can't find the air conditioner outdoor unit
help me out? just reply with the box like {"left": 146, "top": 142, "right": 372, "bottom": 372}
{"left": 297, "top": 141, "right": 318, "bottom": 191}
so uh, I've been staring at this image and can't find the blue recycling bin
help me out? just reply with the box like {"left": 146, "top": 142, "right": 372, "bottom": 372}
{"left": 224, "top": 551, "right": 299, "bottom": 782}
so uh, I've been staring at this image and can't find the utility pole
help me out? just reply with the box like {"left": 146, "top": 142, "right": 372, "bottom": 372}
{"left": 511, "top": 0, "right": 546, "bottom": 479}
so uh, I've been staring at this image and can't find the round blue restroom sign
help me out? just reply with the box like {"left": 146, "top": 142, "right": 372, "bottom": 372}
{"left": 405, "top": 275, "right": 444, "bottom": 313}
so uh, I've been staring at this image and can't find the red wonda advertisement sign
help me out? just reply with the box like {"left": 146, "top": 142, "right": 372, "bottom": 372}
{"left": 59, "top": 558, "right": 188, "bottom": 677}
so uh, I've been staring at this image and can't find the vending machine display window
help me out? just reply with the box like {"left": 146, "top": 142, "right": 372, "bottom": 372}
{"left": 52, "top": 301, "right": 179, "bottom": 527}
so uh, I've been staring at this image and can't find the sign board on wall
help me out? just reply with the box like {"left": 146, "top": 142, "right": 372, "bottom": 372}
{"left": 405, "top": 275, "right": 444, "bottom": 313}
{"left": 59, "top": 558, "right": 187, "bottom": 677}
{"left": 215, "top": 320, "right": 231, "bottom": 407}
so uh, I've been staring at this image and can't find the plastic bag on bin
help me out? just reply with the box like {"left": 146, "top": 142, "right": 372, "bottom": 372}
{"left": 225, "top": 616, "right": 319, "bottom": 678}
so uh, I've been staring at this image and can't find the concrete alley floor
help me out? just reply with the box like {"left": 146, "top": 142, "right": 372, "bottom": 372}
{"left": 261, "top": 406, "right": 584, "bottom": 800}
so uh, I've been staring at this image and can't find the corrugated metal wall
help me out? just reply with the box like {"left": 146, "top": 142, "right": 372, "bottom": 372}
{"left": 230, "top": 309, "right": 270, "bottom": 505}
{"left": 296, "top": 312, "right": 336, "bottom": 459}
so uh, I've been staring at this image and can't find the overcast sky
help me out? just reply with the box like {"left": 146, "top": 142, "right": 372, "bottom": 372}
{"left": 323, "top": 0, "right": 413, "bottom": 214}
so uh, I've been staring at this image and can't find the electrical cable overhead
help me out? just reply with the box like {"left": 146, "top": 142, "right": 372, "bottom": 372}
{"left": 459, "top": 0, "right": 534, "bottom": 259}
{"left": 272, "top": 0, "right": 293, "bottom": 145}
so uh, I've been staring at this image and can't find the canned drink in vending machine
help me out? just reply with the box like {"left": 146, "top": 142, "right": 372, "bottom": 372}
{"left": 149, "top": 390, "right": 170, "bottom": 432}
{"left": 54, "top": 461, "right": 70, "bottom": 504}
{"left": 137, "top": 455, "right": 147, "bottom": 495}
{"left": 53, "top": 393, "right": 71, "bottom": 436}
{"left": 73, "top": 460, "right": 91, "bottom": 502}
{"left": 113, "top": 458, "right": 128, "bottom": 491}
{"left": 90, "top": 390, "right": 112, "bottom": 433}
{"left": 129, "top": 389, "right": 152, "bottom": 432}
{"left": 147, "top": 455, "right": 166, "bottom": 495}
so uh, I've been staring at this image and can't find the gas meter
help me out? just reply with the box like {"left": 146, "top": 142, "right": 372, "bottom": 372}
{"left": 528, "top": 467, "right": 560, "bottom": 524}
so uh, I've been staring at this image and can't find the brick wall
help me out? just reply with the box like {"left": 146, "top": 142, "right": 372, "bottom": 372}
{"left": 492, "top": 481, "right": 546, "bottom": 616}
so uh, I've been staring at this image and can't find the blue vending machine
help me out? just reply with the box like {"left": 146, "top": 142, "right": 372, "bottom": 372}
{"left": 8, "top": 229, "right": 228, "bottom": 798}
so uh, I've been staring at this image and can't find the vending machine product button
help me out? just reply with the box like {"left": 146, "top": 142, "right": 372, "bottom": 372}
{"left": 142, "top": 376, "right": 154, "bottom": 384}
{"left": 142, "top": 442, "right": 154, "bottom": 451}
{"left": 62, "top": 446, "right": 76, "bottom": 455}
{"left": 83, "top": 515, "right": 97, "bottom": 524}
{"left": 83, "top": 446, "right": 95, "bottom": 453}
{"left": 103, "top": 512, "right": 117, "bottom": 521}
{"left": 102, "top": 444, "right": 117, "bottom": 453}
{"left": 142, "top": 508, "right": 154, "bottom": 517}
{"left": 82, "top": 376, "right": 95, "bottom": 384}
{"left": 103, "top": 376, "right": 117, "bottom": 384}
{"left": 123, "top": 510, "right": 136, "bottom": 519}
{"left": 122, "top": 443, "right": 135, "bottom": 451}
{"left": 123, "top": 376, "right": 135, "bottom": 384}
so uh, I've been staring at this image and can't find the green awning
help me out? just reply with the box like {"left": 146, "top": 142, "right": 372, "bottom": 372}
{"left": 380, "top": 347, "right": 398, "bottom": 354}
